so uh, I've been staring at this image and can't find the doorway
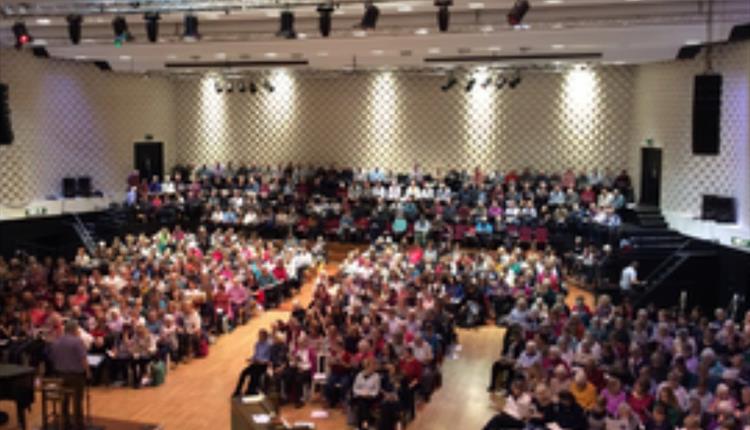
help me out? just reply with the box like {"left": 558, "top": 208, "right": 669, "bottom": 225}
{"left": 640, "top": 147, "right": 662, "bottom": 207}
{"left": 134, "top": 141, "right": 164, "bottom": 181}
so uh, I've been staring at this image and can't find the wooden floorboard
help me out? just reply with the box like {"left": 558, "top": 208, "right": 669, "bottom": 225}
{"left": 0, "top": 249, "right": 592, "bottom": 429}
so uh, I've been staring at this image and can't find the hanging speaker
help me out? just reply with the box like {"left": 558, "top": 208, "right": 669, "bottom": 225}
{"left": 0, "top": 83, "right": 13, "bottom": 145}
{"left": 692, "top": 74, "right": 722, "bottom": 155}
{"left": 62, "top": 177, "right": 77, "bottom": 198}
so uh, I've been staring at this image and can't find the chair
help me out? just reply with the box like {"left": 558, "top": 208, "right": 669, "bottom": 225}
{"left": 310, "top": 354, "right": 328, "bottom": 402}
{"left": 519, "top": 226, "right": 533, "bottom": 244}
{"left": 534, "top": 226, "right": 549, "bottom": 246}
{"left": 39, "top": 378, "right": 73, "bottom": 430}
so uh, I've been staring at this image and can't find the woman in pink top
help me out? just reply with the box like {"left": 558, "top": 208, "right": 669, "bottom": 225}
{"left": 602, "top": 375, "right": 627, "bottom": 417}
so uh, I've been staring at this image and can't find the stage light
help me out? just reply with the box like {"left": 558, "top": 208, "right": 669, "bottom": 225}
{"left": 112, "top": 16, "right": 132, "bottom": 46}
{"left": 507, "top": 0, "right": 530, "bottom": 26}
{"left": 183, "top": 14, "right": 200, "bottom": 40}
{"left": 317, "top": 4, "right": 334, "bottom": 37}
{"left": 66, "top": 15, "right": 82, "bottom": 45}
{"left": 495, "top": 76, "right": 507, "bottom": 89}
{"left": 508, "top": 72, "right": 522, "bottom": 88}
{"left": 238, "top": 82, "right": 246, "bottom": 93}
{"left": 481, "top": 76, "right": 493, "bottom": 89}
{"left": 441, "top": 75, "right": 457, "bottom": 91}
{"left": 277, "top": 10, "right": 296, "bottom": 39}
{"left": 465, "top": 77, "right": 476, "bottom": 92}
{"left": 249, "top": 82, "right": 258, "bottom": 94}
{"left": 144, "top": 12, "right": 160, "bottom": 43}
{"left": 360, "top": 3, "right": 379, "bottom": 29}
{"left": 262, "top": 80, "right": 275, "bottom": 92}
{"left": 215, "top": 81, "right": 223, "bottom": 93}
{"left": 12, "top": 22, "right": 31, "bottom": 49}
{"left": 435, "top": 0, "right": 452, "bottom": 32}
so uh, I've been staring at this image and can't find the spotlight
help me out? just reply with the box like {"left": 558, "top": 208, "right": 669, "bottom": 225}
{"left": 435, "top": 0, "right": 452, "bottom": 32}
{"left": 277, "top": 10, "right": 296, "bottom": 39}
{"left": 183, "top": 14, "right": 200, "bottom": 40}
{"left": 508, "top": 72, "right": 522, "bottom": 88}
{"left": 66, "top": 14, "right": 82, "bottom": 45}
{"left": 112, "top": 16, "right": 132, "bottom": 46}
{"left": 507, "top": 0, "right": 530, "bottom": 26}
{"left": 238, "top": 82, "right": 246, "bottom": 93}
{"left": 317, "top": 3, "right": 334, "bottom": 37}
{"left": 262, "top": 80, "right": 275, "bottom": 92}
{"left": 144, "top": 12, "right": 160, "bottom": 43}
{"left": 249, "top": 82, "right": 258, "bottom": 94}
{"left": 360, "top": 3, "right": 379, "bottom": 30}
{"left": 226, "top": 82, "right": 234, "bottom": 93}
{"left": 465, "top": 77, "right": 476, "bottom": 92}
{"left": 215, "top": 81, "right": 223, "bottom": 93}
{"left": 12, "top": 22, "right": 32, "bottom": 49}
{"left": 441, "top": 74, "right": 457, "bottom": 91}
{"left": 495, "top": 76, "right": 507, "bottom": 89}
{"left": 481, "top": 76, "right": 493, "bottom": 89}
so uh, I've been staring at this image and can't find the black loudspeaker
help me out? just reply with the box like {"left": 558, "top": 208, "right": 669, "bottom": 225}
{"left": 77, "top": 176, "right": 92, "bottom": 197}
{"left": 676, "top": 45, "right": 701, "bottom": 60}
{"left": 729, "top": 22, "right": 750, "bottom": 42}
{"left": 62, "top": 177, "right": 77, "bottom": 198}
{"left": 94, "top": 61, "right": 112, "bottom": 71}
{"left": 692, "top": 74, "right": 722, "bottom": 155}
{"left": 702, "top": 195, "right": 736, "bottom": 223}
{"left": 0, "top": 83, "right": 13, "bottom": 145}
{"left": 32, "top": 46, "right": 49, "bottom": 58}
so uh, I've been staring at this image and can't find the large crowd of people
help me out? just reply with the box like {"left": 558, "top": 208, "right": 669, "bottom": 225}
{"left": 126, "top": 163, "right": 633, "bottom": 247}
{"left": 483, "top": 294, "right": 750, "bottom": 429}
{"left": 0, "top": 227, "right": 320, "bottom": 388}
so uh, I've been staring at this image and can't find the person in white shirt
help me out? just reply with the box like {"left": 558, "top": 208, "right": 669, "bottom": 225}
{"left": 352, "top": 359, "right": 381, "bottom": 429}
{"left": 619, "top": 261, "right": 641, "bottom": 299}
{"left": 161, "top": 175, "right": 176, "bottom": 194}
{"left": 387, "top": 182, "right": 401, "bottom": 201}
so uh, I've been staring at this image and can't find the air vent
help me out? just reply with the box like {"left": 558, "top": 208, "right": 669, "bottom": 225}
{"left": 400, "top": 50, "right": 412, "bottom": 57}
{"left": 424, "top": 52, "right": 602, "bottom": 63}
{"left": 166, "top": 60, "right": 309, "bottom": 69}
{"left": 457, "top": 47, "right": 471, "bottom": 54}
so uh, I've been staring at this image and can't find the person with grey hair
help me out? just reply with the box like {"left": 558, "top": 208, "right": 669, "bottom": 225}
{"left": 48, "top": 320, "right": 90, "bottom": 430}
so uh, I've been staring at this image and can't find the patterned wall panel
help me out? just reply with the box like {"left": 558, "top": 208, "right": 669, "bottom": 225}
{"left": 631, "top": 41, "right": 750, "bottom": 228}
{"left": 174, "top": 66, "right": 635, "bottom": 176}
{"left": 0, "top": 48, "right": 176, "bottom": 206}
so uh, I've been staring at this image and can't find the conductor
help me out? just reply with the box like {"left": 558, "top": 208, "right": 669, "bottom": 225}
{"left": 49, "top": 320, "right": 90, "bottom": 430}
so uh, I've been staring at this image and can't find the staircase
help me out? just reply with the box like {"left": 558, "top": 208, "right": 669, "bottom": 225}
{"left": 70, "top": 213, "right": 98, "bottom": 255}
{"left": 633, "top": 206, "right": 669, "bottom": 229}
{"left": 634, "top": 239, "right": 720, "bottom": 310}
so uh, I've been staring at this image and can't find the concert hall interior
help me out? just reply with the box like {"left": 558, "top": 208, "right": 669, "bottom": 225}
{"left": 0, "top": 1, "right": 749, "bottom": 429}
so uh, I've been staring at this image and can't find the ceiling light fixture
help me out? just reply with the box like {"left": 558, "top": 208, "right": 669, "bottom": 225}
{"left": 508, "top": 70, "right": 522, "bottom": 88}
{"left": 317, "top": 3, "right": 334, "bottom": 37}
{"left": 144, "top": 12, "right": 160, "bottom": 43}
{"left": 112, "top": 16, "right": 132, "bottom": 46}
{"left": 262, "top": 80, "right": 275, "bottom": 92}
{"left": 465, "top": 77, "right": 476, "bottom": 92}
{"left": 441, "top": 74, "right": 457, "bottom": 91}
{"left": 507, "top": 0, "right": 530, "bottom": 26}
{"left": 496, "top": 76, "right": 507, "bottom": 89}
{"left": 278, "top": 10, "right": 296, "bottom": 39}
{"left": 66, "top": 14, "right": 82, "bottom": 45}
{"left": 435, "top": 0, "right": 452, "bottom": 32}
{"left": 183, "top": 14, "right": 200, "bottom": 41}
{"left": 360, "top": 2, "right": 380, "bottom": 29}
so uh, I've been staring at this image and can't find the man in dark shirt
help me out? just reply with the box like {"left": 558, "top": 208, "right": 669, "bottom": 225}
{"left": 49, "top": 320, "right": 89, "bottom": 430}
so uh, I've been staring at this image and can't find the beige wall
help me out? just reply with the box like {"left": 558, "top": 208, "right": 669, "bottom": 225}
{"left": 631, "top": 41, "right": 750, "bottom": 229}
{"left": 174, "top": 66, "right": 635, "bottom": 176}
{"left": 0, "top": 48, "right": 176, "bottom": 206}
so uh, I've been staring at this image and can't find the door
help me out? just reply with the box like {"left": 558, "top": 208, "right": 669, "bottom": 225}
{"left": 640, "top": 147, "right": 662, "bottom": 207}
{"left": 134, "top": 141, "right": 164, "bottom": 181}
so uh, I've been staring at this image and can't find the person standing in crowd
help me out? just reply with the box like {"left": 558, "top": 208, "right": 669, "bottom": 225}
{"left": 48, "top": 320, "right": 90, "bottom": 430}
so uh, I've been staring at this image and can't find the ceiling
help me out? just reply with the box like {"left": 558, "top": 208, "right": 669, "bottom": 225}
{"left": 1, "top": 0, "right": 748, "bottom": 72}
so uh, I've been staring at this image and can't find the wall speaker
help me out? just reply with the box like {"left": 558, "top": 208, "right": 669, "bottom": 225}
{"left": 702, "top": 194, "right": 736, "bottom": 223}
{"left": 729, "top": 22, "right": 750, "bottom": 42}
{"left": 692, "top": 74, "right": 722, "bottom": 155}
{"left": 94, "top": 61, "right": 112, "bottom": 71}
{"left": 62, "top": 177, "right": 77, "bottom": 198}
{"left": 77, "top": 176, "right": 92, "bottom": 197}
{"left": 0, "top": 83, "right": 13, "bottom": 145}
{"left": 676, "top": 45, "right": 701, "bottom": 60}
{"left": 32, "top": 46, "right": 49, "bottom": 58}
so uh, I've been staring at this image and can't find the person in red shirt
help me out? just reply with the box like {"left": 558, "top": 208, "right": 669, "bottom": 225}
{"left": 400, "top": 347, "right": 423, "bottom": 419}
